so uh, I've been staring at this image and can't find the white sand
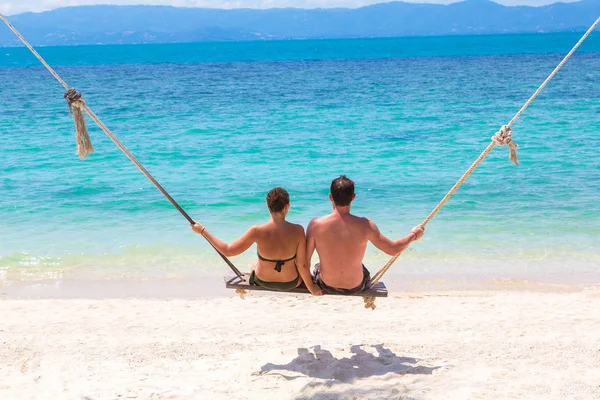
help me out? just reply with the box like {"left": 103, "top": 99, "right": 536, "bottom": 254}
{"left": 1, "top": 289, "right": 600, "bottom": 399}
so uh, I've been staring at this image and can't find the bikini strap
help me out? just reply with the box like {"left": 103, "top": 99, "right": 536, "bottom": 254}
{"left": 257, "top": 252, "right": 297, "bottom": 273}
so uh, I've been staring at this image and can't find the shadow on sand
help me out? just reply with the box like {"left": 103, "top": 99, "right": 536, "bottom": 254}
{"left": 260, "top": 344, "right": 441, "bottom": 383}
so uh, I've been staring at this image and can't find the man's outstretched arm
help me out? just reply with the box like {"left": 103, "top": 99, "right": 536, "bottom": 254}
{"left": 368, "top": 220, "right": 424, "bottom": 256}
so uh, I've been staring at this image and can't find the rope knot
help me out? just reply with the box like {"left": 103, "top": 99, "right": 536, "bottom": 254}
{"left": 64, "top": 88, "right": 83, "bottom": 107}
{"left": 492, "top": 125, "right": 519, "bottom": 166}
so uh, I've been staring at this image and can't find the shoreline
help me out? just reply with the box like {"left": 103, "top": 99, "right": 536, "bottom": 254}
{"left": 1, "top": 274, "right": 597, "bottom": 300}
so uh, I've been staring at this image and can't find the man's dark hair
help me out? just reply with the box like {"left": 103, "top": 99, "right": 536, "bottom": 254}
{"left": 330, "top": 175, "right": 355, "bottom": 206}
{"left": 266, "top": 187, "right": 290, "bottom": 213}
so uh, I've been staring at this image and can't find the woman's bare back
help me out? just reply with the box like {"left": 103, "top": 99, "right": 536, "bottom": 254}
{"left": 254, "top": 221, "right": 304, "bottom": 282}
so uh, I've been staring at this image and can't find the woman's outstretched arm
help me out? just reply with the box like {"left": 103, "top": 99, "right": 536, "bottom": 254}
{"left": 192, "top": 222, "right": 257, "bottom": 257}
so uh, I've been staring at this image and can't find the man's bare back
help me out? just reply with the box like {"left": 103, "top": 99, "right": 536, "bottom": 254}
{"left": 307, "top": 211, "right": 371, "bottom": 288}
{"left": 306, "top": 175, "right": 424, "bottom": 292}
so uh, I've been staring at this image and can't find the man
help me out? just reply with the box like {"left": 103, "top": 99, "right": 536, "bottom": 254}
{"left": 305, "top": 175, "right": 424, "bottom": 294}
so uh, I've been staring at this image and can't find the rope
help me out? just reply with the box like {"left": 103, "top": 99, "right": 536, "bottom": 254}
{"left": 363, "top": 296, "right": 376, "bottom": 310}
{"left": 0, "top": 13, "right": 244, "bottom": 280}
{"left": 367, "top": 16, "right": 600, "bottom": 291}
{"left": 0, "top": 14, "right": 70, "bottom": 91}
{"left": 506, "top": 17, "right": 600, "bottom": 129}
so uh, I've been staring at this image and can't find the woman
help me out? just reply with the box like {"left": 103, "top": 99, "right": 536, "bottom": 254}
{"left": 192, "top": 187, "right": 322, "bottom": 296}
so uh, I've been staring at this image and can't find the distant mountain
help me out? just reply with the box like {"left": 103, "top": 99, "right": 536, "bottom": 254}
{"left": 1, "top": 0, "right": 599, "bottom": 46}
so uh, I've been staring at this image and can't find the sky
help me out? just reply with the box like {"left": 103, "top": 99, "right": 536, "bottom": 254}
{"left": 0, "top": 0, "right": 582, "bottom": 15}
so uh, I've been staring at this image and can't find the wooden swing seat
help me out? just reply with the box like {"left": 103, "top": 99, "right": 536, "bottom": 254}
{"left": 224, "top": 273, "right": 388, "bottom": 297}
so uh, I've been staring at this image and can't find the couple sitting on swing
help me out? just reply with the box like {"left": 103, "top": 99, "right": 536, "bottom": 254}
{"left": 192, "top": 175, "right": 424, "bottom": 296}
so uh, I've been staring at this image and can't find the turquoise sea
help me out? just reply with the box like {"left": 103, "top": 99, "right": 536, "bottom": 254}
{"left": 1, "top": 32, "right": 599, "bottom": 287}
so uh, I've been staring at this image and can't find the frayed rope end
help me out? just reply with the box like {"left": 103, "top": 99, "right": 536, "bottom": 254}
{"left": 508, "top": 145, "right": 519, "bottom": 167}
{"left": 65, "top": 88, "right": 94, "bottom": 160}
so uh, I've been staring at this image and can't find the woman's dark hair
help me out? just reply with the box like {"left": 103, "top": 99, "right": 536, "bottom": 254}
{"left": 266, "top": 187, "right": 290, "bottom": 213}
{"left": 330, "top": 175, "right": 355, "bottom": 206}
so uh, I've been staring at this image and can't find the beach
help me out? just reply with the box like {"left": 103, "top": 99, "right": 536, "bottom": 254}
{"left": 2, "top": 287, "right": 600, "bottom": 399}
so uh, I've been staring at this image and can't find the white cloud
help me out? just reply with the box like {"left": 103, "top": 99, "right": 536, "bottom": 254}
{"left": 0, "top": 0, "right": 582, "bottom": 16}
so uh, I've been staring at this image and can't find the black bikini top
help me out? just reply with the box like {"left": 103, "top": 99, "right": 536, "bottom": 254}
{"left": 257, "top": 252, "right": 297, "bottom": 273}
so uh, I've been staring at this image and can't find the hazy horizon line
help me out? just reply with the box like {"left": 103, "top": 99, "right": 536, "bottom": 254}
{"left": 3, "top": 0, "right": 587, "bottom": 17}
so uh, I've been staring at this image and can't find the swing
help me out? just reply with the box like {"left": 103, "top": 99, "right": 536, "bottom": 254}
{"left": 2, "top": 14, "right": 598, "bottom": 310}
{"left": 224, "top": 273, "right": 389, "bottom": 299}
